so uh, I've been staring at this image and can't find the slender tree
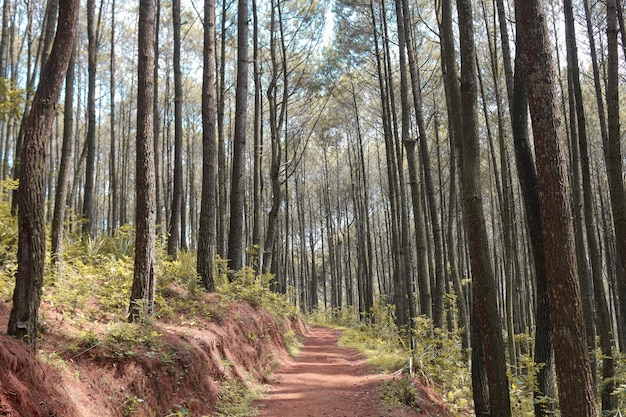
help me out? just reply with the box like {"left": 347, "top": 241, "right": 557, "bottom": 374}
{"left": 509, "top": 18, "right": 556, "bottom": 417}
{"left": 129, "top": 0, "right": 157, "bottom": 322}
{"left": 82, "top": 0, "right": 100, "bottom": 236}
{"left": 227, "top": 0, "right": 249, "bottom": 273}
{"left": 516, "top": 0, "right": 597, "bottom": 414}
{"left": 109, "top": 0, "right": 118, "bottom": 233}
{"left": 7, "top": 0, "right": 78, "bottom": 345}
{"left": 456, "top": 0, "right": 511, "bottom": 413}
{"left": 197, "top": 0, "right": 217, "bottom": 291}
{"left": 50, "top": 44, "right": 76, "bottom": 269}
{"left": 167, "top": 0, "right": 183, "bottom": 258}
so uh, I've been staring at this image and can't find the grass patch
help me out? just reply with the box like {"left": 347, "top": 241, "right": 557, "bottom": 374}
{"left": 216, "top": 380, "right": 259, "bottom": 417}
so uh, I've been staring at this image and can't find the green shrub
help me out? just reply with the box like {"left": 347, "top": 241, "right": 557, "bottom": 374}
{"left": 215, "top": 380, "right": 258, "bottom": 417}
{"left": 217, "top": 266, "right": 298, "bottom": 321}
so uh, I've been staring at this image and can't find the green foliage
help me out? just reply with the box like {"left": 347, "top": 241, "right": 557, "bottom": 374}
{"left": 158, "top": 250, "right": 202, "bottom": 296}
{"left": 0, "top": 187, "right": 16, "bottom": 297}
{"left": 408, "top": 316, "right": 471, "bottom": 413}
{"left": 380, "top": 376, "right": 420, "bottom": 409}
{"left": 216, "top": 266, "right": 298, "bottom": 321}
{"left": 215, "top": 380, "right": 258, "bottom": 417}
{"left": 282, "top": 329, "right": 303, "bottom": 357}
{"left": 106, "top": 322, "right": 161, "bottom": 347}
{"left": 0, "top": 77, "right": 27, "bottom": 122}
{"left": 123, "top": 395, "right": 144, "bottom": 417}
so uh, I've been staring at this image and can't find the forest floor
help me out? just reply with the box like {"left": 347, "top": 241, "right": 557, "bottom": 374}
{"left": 0, "top": 288, "right": 456, "bottom": 417}
{"left": 255, "top": 326, "right": 450, "bottom": 417}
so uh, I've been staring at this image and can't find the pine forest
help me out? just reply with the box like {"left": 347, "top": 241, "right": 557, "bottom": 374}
{"left": 0, "top": 0, "right": 625, "bottom": 415}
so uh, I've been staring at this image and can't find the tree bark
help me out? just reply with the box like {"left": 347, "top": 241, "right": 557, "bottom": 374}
{"left": 82, "top": 0, "right": 98, "bottom": 236}
{"left": 129, "top": 0, "right": 157, "bottom": 322}
{"left": 516, "top": 0, "right": 597, "bottom": 414}
{"left": 605, "top": 0, "right": 626, "bottom": 356}
{"left": 7, "top": 0, "right": 78, "bottom": 345}
{"left": 167, "top": 0, "right": 183, "bottom": 258}
{"left": 51, "top": 44, "right": 76, "bottom": 270}
{"left": 509, "top": 21, "right": 556, "bottom": 417}
{"left": 437, "top": 0, "right": 470, "bottom": 352}
{"left": 227, "top": 0, "right": 249, "bottom": 273}
{"left": 394, "top": 0, "right": 431, "bottom": 321}
{"left": 197, "top": 0, "right": 217, "bottom": 291}
{"left": 456, "top": 0, "right": 511, "bottom": 413}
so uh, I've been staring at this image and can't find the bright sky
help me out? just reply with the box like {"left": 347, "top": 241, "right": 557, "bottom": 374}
{"left": 322, "top": 0, "right": 335, "bottom": 46}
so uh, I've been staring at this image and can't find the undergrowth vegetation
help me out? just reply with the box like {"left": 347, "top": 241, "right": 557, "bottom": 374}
{"left": 0, "top": 193, "right": 300, "bottom": 415}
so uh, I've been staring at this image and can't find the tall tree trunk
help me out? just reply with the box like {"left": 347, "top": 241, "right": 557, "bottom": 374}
{"left": 394, "top": 0, "right": 430, "bottom": 321}
{"left": 509, "top": 20, "right": 556, "bottom": 417}
{"left": 437, "top": 0, "right": 470, "bottom": 353}
{"left": 129, "top": 0, "right": 157, "bottom": 322}
{"left": 262, "top": 0, "right": 283, "bottom": 276}
{"left": 478, "top": 0, "right": 517, "bottom": 373}
{"left": 251, "top": 0, "right": 262, "bottom": 271}
{"left": 227, "top": 0, "right": 249, "bottom": 272}
{"left": 216, "top": 0, "right": 228, "bottom": 258}
{"left": 370, "top": 0, "right": 403, "bottom": 327}
{"left": 401, "top": 0, "right": 444, "bottom": 327}
{"left": 82, "top": 0, "right": 98, "bottom": 236}
{"left": 50, "top": 44, "right": 76, "bottom": 270}
{"left": 154, "top": 0, "right": 164, "bottom": 235}
{"left": 583, "top": 0, "right": 626, "bottom": 353}
{"left": 197, "top": 0, "right": 217, "bottom": 291}
{"left": 564, "top": 1, "right": 613, "bottom": 408}
{"left": 456, "top": 0, "right": 511, "bottom": 413}
{"left": 167, "top": 0, "right": 183, "bottom": 258}
{"left": 516, "top": 0, "right": 597, "bottom": 414}
{"left": 7, "top": 0, "right": 78, "bottom": 345}
{"left": 109, "top": 0, "right": 118, "bottom": 234}
{"left": 605, "top": 0, "right": 626, "bottom": 355}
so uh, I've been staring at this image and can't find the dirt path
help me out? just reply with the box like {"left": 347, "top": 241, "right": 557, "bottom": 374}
{"left": 254, "top": 326, "right": 424, "bottom": 417}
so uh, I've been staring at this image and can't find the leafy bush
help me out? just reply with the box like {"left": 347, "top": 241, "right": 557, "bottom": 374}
{"left": 215, "top": 379, "right": 258, "bottom": 417}
{"left": 216, "top": 266, "right": 298, "bottom": 321}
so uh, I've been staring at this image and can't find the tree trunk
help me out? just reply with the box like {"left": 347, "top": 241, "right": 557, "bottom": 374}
{"left": 456, "top": 0, "right": 511, "bottom": 413}
{"left": 394, "top": 0, "right": 430, "bottom": 321}
{"left": 262, "top": 0, "right": 283, "bottom": 276}
{"left": 197, "top": 0, "right": 217, "bottom": 292}
{"left": 605, "top": 0, "right": 626, "bottom": 355}
{"left": 167, "top": 0, "right": 183, "bottom": 258}
{"left": 516, "top": 0, "right": 597, "bottom": 414}
{"left": 437, "top": 0, "right": 470, "bottom": 353}
{"left": 216, "top": 0, "right": 228, "bottom": 258}
{"left": 154, "top": 0, "right": 164, "bottom": 235}
{"left": 7, "top": 0, "right": 78, "bottom": 345}
{"left": 109, "top": 0, "right": 118, "bottom": 234}
{"left": 509, "top": 21, "right": 556, "bottom": 417}
{"left": 50, "top": 44, "right": 76, "bottom": 270}
{"left": 129, "top": 0, "right": 157, "bottom": 322}
{"left": 226, "top": 0, "right": 249, "bottom": 273}
{"left": 251, "top": 0, "right": 262, "bottom": 271}
{"left": 82, "top": 0, "right": 98, "bottom": 236}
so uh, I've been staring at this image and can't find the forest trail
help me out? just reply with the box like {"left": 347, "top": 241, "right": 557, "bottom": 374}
{"left": 254, "top": 326, "right": 427, "bottom": 417}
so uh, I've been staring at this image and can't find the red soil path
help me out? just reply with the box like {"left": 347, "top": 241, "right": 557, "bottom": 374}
{"left": 255, "top": 326, "right": 427, "bottom": 417}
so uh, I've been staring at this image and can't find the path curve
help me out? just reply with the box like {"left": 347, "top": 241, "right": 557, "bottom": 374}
{"left": 255, "top": 326, "right": 423, "bottom": 417}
